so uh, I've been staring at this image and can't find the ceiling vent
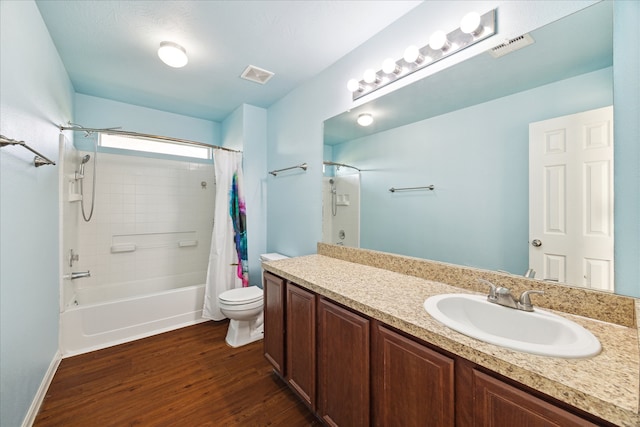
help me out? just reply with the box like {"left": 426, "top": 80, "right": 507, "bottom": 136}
{"left": 240, "top": 65, "right": 275, "bottom": 84}
{"left": 489, "top": 33, "right": 535, "bottom": 58}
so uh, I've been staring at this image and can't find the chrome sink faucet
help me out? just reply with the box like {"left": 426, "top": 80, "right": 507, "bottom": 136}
{"left": 478, "top": 279, "right": 544, "bottom": 312}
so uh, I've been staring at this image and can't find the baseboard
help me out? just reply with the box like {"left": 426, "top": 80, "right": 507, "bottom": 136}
{"left": 21, "top": 351, "right": 62, "bottom": 427}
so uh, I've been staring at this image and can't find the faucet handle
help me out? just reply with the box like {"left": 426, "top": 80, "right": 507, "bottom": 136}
{"left": 519, "top": 290, "right": 544, "bottom": 311}
{"left": 478, "top": 279, "right": 498, "bottom": 301}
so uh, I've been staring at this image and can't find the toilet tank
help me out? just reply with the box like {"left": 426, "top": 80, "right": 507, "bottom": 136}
{"left": 259, "top": 253, "right": 289, "bottom": 288}
{"left": 260, "top": 253, "right": 290, "bottom": 263}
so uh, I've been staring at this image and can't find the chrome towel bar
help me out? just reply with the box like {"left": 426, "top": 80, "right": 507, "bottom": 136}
{"left": 1, "top": 134, "right": 56, "bottom": 167}
{"left": 389, "top": 185, "right": 435, "bottom": 192}
{"left": 269, "top": 163, "right": 308, "bottom": 176}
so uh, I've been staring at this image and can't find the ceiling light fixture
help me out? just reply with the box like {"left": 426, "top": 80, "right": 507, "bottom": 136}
{"left": 347, "top": 9, "right": 496, "bottom": 101}
{"left": 357, "top": 113, "right": 374, "bottom": 127}
{"left": 158, "top": 41, "right": 188, "bottom": 68}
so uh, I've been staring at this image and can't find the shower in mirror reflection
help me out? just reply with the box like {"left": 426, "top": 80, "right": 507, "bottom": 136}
{"left": 322, "top": 172, "right": 361, "bottom": 248}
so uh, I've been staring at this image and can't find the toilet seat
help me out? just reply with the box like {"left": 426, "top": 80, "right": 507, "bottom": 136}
{"left": 219, "top": 286, "right": 263, "bottom": 306}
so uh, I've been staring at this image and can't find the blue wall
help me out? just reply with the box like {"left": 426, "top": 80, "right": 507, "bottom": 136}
{"left": 332, "top": 68, "right": 612, "bottom": 274}
{"left": 613, "top": 0, "right": 640, "bottom": 297}
{"left": 266, "top": 1, "right": 639, "bottom": 297}
{"left": 74, "top": 93, "right": 221, "bottom": 152}
{"left": 222, "top": 105, "right": 268, "bottom": 286}
{"left": 0, "top": 1, "right": 75, "bottom": 426}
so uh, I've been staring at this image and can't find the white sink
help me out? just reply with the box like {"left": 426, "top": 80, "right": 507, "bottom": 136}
{"left": 424, "top": 294, "right": 601, "bottom": 358}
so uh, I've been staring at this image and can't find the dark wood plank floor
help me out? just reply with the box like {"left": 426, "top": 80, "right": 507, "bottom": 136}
{"left": 34, "top": 321, "right": 321, "bottom": 426}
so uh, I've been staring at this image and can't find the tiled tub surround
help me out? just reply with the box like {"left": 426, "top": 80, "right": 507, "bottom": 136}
{"left": 71, "top": 152, "right": 214, "bottom": 296}
{"left": 263, "top": 250, "right": 640, "bottom": 426}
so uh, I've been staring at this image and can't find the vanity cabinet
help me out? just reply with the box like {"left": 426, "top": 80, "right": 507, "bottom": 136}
{"left": 372, "top": 323, "right": 454, "bottom": 427}
{"left": 317, "top": 298, "right": 370, "bottom": 427}
{"left": 286, "top": 283, "right": 316, "bottom": 409}
{"left": 263, "top": 273, "right": 614, "bottom": 427}
{"left": 470, "top": 369, "right": 601, "bottom": 427}
{"left": 263, "top": 271, "right": 286, "bottom": 376}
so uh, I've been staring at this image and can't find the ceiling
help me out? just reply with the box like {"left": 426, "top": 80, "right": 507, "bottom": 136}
{"left": 35, "top": 0, "right": 422, "bottom": 122}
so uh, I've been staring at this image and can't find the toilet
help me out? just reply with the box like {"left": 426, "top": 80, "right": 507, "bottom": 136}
{"left": 218, "top": 253, "right": 289, "bottom": 348}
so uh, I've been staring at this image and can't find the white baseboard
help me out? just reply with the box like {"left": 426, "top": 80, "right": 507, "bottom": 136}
{"left": 21, "top": 351, "right": 62, "bottom": 427}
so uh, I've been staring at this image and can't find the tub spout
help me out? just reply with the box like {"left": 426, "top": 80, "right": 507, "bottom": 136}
{"left": 69, "top": 271, "right": 91, "bottom": 280}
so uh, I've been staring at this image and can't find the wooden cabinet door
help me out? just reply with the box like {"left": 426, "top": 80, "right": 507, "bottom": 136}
{"left": 317, "top": 298, "right": 370, "bottom": 427}
{"left": 263, "top": 272, "right": 286, "bottom": 375}
{"left": 286, "top": 283, "right": 316, "bottom": 409}
{"left": 372, "top": 324, "right": 454, "bottom": 427}
{"left": 472, "top": 369, "right": 599, "bottom": 427}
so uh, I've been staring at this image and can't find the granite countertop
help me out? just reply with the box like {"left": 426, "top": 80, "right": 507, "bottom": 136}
{"left": 263, "top": 254, "right": 640, "bottom": 427}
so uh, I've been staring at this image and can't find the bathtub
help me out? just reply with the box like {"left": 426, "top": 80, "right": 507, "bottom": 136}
{"left": 60, "top": 274, "right": 207, "bottom": 356}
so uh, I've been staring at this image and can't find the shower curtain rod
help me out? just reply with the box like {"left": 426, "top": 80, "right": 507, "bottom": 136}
{"left": 58, "top": 123, "right": 242, "bottom": 153}
{"left": 323, "top": 161, "right": 360, "bottom": 171}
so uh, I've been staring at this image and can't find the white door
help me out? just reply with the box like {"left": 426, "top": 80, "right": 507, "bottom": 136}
{"left": 529, "top": 106, "right": 614, "bottom": 291}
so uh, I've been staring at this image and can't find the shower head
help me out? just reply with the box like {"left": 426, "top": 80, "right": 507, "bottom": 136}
{"left": 78, "top": 154, "right": 91, "bottom": 176}
{"left": 329, "top": 178, "right": 334, "bottom": 184}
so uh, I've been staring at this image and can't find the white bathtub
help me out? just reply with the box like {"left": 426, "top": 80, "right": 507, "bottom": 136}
{"left": 60, "top": 275, "right": 207, "bottom": 356}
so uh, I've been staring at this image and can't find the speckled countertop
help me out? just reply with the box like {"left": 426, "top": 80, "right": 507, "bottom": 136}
{"left": 263, "top": 254, "right": 640, "bottom": 427}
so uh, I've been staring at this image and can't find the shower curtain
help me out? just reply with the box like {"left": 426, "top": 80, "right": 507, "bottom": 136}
{"left": 203, "top": 149, "right": 248, "bottom": 321}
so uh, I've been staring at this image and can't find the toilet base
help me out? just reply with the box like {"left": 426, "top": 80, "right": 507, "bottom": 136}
{"left": 225, "top": 317, "right": 264, "bottom": 348}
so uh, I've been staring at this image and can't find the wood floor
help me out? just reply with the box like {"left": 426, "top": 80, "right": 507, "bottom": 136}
{"left": 34, "top": 321, "right": 321, "bottom": 426}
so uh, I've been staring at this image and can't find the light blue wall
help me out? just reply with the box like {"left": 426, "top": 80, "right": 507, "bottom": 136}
{"left": 0, "top": 1, "right": 74, "bottom": 426}
{"left": 242, "top": 105, "right": 268, "bottom": 286}
{"left": 74, "top": 93, "right": 221, "bottom": 152}
{"left": 613, "top": 0, "right": 640, "bottom": 297}
{"left": 221, "top": 104, "right": 268, "bottom": 286}
{"left": 266, "top": 1, "right": 639, "bottom": 297}
{"left": 266, "top": 0, "right": 599, "bottom": 258}
{"left": 332, "top": 68, "right": 612, "bottom": 274}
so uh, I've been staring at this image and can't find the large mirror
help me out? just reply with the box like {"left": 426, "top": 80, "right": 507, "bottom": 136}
{"left": 323, "top": 2, "right": 617, "bottom": 291}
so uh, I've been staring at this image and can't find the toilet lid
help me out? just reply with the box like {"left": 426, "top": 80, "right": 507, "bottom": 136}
{"left": 219, "top": 286, "right": 263, "bottom": 304}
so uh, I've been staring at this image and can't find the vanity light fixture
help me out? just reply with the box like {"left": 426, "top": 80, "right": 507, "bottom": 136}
{"left": 460, "top": 12, "right": 483, "bottom": 36}
{"left": 158, "top": 41, "right": 188, "bottom": 68}
{"left": 357, "top": 113, "right": 374, "bottom": 127}
{"left": 428, "top": 30, "right": 451, "bottom": 51}
{"left": 363, "top": 69, "right": 380, "bottom": 84}
{"left": 347, "top": 9, "right": 496, "bottom": 101}
{"left": 403, "top": 45, "right": 424, "bottom": 64}
{"left": 347, "top": 78, "right": 364, "bottom": 93}
{"left": 382, "top": 58, "right": 401, "bottom": 75}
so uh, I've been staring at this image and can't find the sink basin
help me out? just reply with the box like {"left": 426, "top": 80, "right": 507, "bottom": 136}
{"left": 424, "top": 294, "right": 601, "bottom": 358}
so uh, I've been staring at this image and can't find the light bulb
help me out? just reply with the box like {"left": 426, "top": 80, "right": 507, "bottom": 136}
{"left": 429, "top": 31, "right": 450, "bottom": 51}
{"left": 357, "top": 113, "right": 373, "bottom": 127}
{"left": 461, "top": 12, "right": 483, "bottom": 36}
{"left": 363, "top": 69, "right": 379, "bottom": 84}
{"left": 347, "top": 78, "right": 362, "bottom": 93}
{"left": 403, "top": 45, "right": 423, "bottom": 64}
{"left": 382, "top": 58, "right": 400, "bottom": 74}
{"left": 157, "top": 41, "right": 188, "bottom": 68}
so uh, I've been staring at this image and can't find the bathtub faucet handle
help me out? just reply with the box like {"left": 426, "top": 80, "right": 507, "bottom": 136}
{"left": 69, "top": 271, "right": 91, "bottom": 280}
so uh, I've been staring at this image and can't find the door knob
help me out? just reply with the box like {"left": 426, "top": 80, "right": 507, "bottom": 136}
{"left": 531, "top": 239, "right": 542, "bottom": 247}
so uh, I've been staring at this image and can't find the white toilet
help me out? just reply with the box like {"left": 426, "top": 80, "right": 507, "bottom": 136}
{"left": 218, "top": 253, "right": 289, "bottom": 348}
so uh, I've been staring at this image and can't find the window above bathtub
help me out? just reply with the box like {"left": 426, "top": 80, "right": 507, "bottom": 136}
{"left": 100, "top": 134, "right": 212, "bottom": 160}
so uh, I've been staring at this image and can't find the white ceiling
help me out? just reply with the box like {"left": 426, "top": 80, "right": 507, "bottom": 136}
{"left": 35, "top": 0, "right": 422, "bottom": 122}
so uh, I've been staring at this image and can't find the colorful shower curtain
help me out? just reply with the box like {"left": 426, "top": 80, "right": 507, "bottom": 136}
{"left": 203, "top": 149, "right": 247, "bottom": 321}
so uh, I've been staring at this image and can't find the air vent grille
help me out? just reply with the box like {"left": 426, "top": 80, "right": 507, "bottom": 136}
{"left": 489, "top": 33, "right": 535, "bottom": 58}
{"left": 240, "top": 65, "right": 275, "bottom": 84}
